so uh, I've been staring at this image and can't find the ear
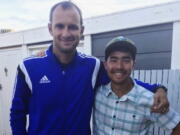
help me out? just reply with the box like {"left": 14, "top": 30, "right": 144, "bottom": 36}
{"left": 80, "top": 25, "right": 84, "bottom": 35}
{"left": 132, "top": 60, "right": 136, "bottom": 69}
{"left": 48, "top": 23, "right": 53, "bottom": 36}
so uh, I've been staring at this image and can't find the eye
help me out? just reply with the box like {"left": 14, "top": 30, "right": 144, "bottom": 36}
{"left": 110, "top": 58, "right": 117, "bottom": 63}
{"left": 55, "top": 24, "right": 64, "bottom": 29}
{"left": 122, "top": 58, "right": 131, "bottom": 63}
{"left": 68, "top": 24, "right": 79, "bottom": 30}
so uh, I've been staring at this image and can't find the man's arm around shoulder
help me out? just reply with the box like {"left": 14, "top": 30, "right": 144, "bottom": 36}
{"left": 135, "top": 79, "right": 169, "bottom": 113}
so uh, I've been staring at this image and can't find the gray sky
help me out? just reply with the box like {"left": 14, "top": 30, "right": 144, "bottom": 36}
{"left": 0, "top": 0, "right": 177, "bottom": 31}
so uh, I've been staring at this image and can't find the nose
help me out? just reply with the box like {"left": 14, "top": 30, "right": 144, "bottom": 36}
{"left": 62, "top": 27, "right": 71, "bottom": 37}
{"left": 116, "top": 60, "right": 124, "bottom": 69}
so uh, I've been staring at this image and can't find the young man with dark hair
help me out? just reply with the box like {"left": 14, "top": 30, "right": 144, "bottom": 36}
{"left": 93, "top": 36, "right": 180, "bottom": 135}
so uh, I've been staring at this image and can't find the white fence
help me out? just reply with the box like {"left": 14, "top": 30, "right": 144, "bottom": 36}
{"left": 132, "top": 70, "right": 180, "bottom": 135}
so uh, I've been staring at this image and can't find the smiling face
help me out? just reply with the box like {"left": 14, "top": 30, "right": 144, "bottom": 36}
{"left": 48, "top": 5, "right": 84, "bottom": 54}
{"left": 104, "top": 51, "right": 135, "bottom": 85}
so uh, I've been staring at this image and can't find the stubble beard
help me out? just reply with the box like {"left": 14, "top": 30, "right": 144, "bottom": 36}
{"left": 54, "top": 40, "right": 78, "bottom": 54}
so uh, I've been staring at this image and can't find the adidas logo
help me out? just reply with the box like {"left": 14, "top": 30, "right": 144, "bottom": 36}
{"left": 39, "top": 75, "right": 51, "bottom": 84}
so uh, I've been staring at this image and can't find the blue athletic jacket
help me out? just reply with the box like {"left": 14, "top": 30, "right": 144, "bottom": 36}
{"left": 10, "top": 46, "right": 158, "bottom": 135}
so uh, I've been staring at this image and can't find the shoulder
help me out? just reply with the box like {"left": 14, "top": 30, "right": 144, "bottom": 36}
{"left": 95, "top": 84, "right": 109, "bottom": 97}
{"left": 19, "top": 51, "right": 49, "bottom": 71}
{"left": 137, "top": 84, "right": 154, "bottom": 98}
{"left": 131, "top": 83, "right": 154, "bottom": 107}
{"left": 23, "top": 50, "right": 49, "bottom": 64}
{"left": 77, "top": 52, "right": 101, "bottom": 69}
{"left": 25, "top": 51, "right": 48, "bottom": 62}
{"left": 77, "top": 52, "right": 100, "bottom": 62}
{"left": 97, "top": 84, "right": 107, "bottom": 92}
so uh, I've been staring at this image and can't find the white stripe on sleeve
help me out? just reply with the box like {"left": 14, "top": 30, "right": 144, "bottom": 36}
{"left": 19, "top": 62, "right": 32, "bottom": 92}
{"left": 92, "top": 58, "right": 100, "bottom": 89}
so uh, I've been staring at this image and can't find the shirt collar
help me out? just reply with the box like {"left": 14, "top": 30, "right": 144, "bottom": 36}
{"left": 104, "top": 79, "right": 139, "bottom": 102}
{"left": 104, "top": 83, "right": 112, "bottom": 97}
{"left": 47, "top": 45, "right": 78, "bottom": 68}
{"left": 125, "top": 79, "right": 140, "bottom": 102}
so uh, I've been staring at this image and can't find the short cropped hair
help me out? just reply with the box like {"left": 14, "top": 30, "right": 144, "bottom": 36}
{"left": 49, "top": 1, "right": 83, "bottom": 25}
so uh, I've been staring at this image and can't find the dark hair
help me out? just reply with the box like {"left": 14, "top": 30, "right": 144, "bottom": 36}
{"left": 105, "top": 42, "right": 137, "bottom": 61}
{"left": 49, "top": 1, "right": 83, "bottom": 25}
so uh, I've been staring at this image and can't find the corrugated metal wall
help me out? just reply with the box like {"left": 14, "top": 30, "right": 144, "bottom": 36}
{"left": 92, "top": 23, "right": 173, "bottom": 69}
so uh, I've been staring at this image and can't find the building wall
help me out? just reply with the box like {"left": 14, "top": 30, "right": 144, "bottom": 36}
{"left": 83, "top": 1, "right": 180, "bottom": 35}
{"left": 171, "top": 21, "right": 180, "bottom": 69}
{"left": 0, "top": 47, "right": 22, "bottom": 134}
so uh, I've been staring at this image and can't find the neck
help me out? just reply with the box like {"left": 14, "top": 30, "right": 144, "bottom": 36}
{"left": 53, "top": 46, "right": 76, "bottom": 64}
{"left": 111, "top": 78, "right": 134, "bottom": 98}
